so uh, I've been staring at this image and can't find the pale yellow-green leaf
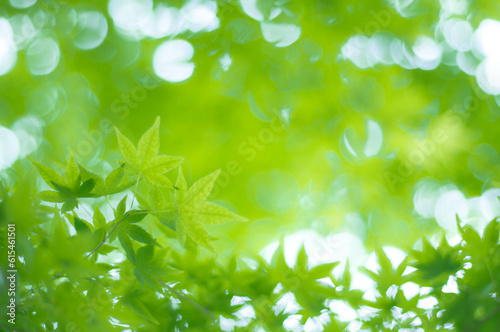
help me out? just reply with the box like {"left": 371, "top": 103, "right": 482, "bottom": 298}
{"left": 38, "top": 190, "right": 67, "bottom": 203}
{"left": 175, "top": 167, "right": 187, "bottom": 206}
{"left": 110, "top": 180, "right": 136, "bottom": 195}
{"left": 137, "top": 116, "right": 160, "bottom": 169}
{"left": 175, "top": 215, "right": 188, "bottom": 246}
{"left": 143, "top": 155, "right": 184, "bottom": 174}
{"left": 28, "top": 157, "right": 66, "bottom": 190}
{"left": 144, "top": 173, "right": 174, "bottom": 188}
{"left": 156, "top": 221, "right": 177, "bottom": 239}
{"left": 132, "top": 190, "right": 150, "bottom": 209}
{"left": 65, "top": 153, "right": 80, "bottom": 189}
{"left": 175, "top": 169, "right": 247, "bottom": 251}
{"left": 115, "top": 128, "right": 138, "bottom": 168}
{"left": 185, "top": 221, "right": 215, "bottom": 252}
{"left": 90, "top": 166, "right": 128, "bottom": 196}
{"left": 149, "top": 186, "right": 165, "bottom": 210}
{"left": 78, "top": 163, "right": 105, "bottom": 193}
{"left": 183, "top": 169, "right": 221, "bottom": 208}
{"left": 190, "top": 202, "right": 248, "bottom": 225}
{"left": 116, "top": 195, "right": 127, "bottom": 220}
{"left": 105, "top": 166, "right": 125, "bottom": 191}
{"left": 50, "top": 212, "right": 69, "bottom": 238}
{"left": 94, "top": 206, "right": 107, "bottom": 228}
{"left": 123, "top": 299, "right": 159, "bottom": 325}
{"left": 90, "top": 178, "right": 107, "bottom": 196}
{"left": 153, "top": 205, "right": 177, "bottom": 225}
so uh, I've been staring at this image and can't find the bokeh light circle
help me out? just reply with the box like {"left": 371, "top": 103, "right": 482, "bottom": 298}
{"left": 9, "top": 0, "right": 37, "bottom": 9}
{"left": 0, "top": 126, "right": 21, "bottom": 170}
{"left": 0, "top": 18, "right": 18, "bottom": 76}
{"left": 152, "top": 39, "right": 195, "bottom": 83}
{"left": 108, "top": 0, "right": 153, "bottom": 31}
{"left": 26, "top": 84, "right": 67, "bottom": 123}
{"left": 26, "top": 37, "right": 61, "bottom": 75}
{"left": 74, "top": 11, "right": 108, "bottom": 50}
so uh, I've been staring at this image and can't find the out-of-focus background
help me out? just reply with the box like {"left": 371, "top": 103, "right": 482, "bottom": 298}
{"left": 1, "top": 0, "right": 500, "bottom": 270}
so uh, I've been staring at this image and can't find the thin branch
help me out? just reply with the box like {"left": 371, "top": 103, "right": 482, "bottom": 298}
{"left": 53, "top": 208, "right": 177, "bottom": 278}
{"left": 130, "top": 209, "right": 177, "bottom": 215}
{"left": 53, "top": 269, "right": 66, "bottom": 279}
{"left": 86, "top": 212, "right": 131, "bottom": 258}
{"left": 53, "top": 211, "right": 135, "bottom": 278}
{"left": 156, "top": 277, "right": 216, "bottom": 318}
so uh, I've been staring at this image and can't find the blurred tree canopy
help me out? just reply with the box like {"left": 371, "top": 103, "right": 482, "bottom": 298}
{"left": 1, "top": 0, "right": 500, "bottom": 331}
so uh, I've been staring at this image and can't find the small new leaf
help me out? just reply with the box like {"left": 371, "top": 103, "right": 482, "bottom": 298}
{"left": 483, "top": 218, "right": 500, "bottom": 248}
{"left": 137, "top": 244, "right": 155, "bottom": 264}
{"left": 309, "top": 262, "right": 340, "bottom": 280}
{"left": 105, "top": 167, "right": 125, "bottom": 192}
{"left": 343, "top": 260, "right": 351, "bottom": 289}
{"left": 65, "top": 153, "right": 80, "bottom": 190}
{"left": 115, "top": 128, "right": 138, "bottom": 167}
{"left": 77, "top": 179, "right": 95, "bottom": 196}
{"left": 183, "top": 169, "right": 220, "bottom": 207}
{"left": 118, "top": 228, "right": 135, "bottom": 264}
{"left": 189, "top": 202, "right": 248, "bottom": 225}
{"left": 174, "top": 169, "right": 247, "bottom": 251}
{"left": 115, "top": 196, "right": 127, "bottom": 221}
{"left": 126, "top": 224, "right": 156, "bottom": 245}
{"left": 28, "top": 157, "right": 66, "bottom": 190}
{"left": 137, "top": 117, "right": 160, "bottom": 169}
{"left": 74, "top": 217, "right": 91, "bottom": 234}
{"left": 115, "top": 117, "right": 183, "bottom": 188}
{"left": 175, "top": 167, "right": 187, "bottom": 206}
{"left": 94, "top": 206, "right": 107, "bottom": 229}
{"left": 38, "top": 190, "right": 71, "bottom": 203}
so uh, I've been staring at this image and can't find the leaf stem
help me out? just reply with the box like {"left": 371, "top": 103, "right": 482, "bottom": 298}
{"left": 105, "top": 195, "right": 116, "bottom": 213}
{"left": 86, "top": 212, "right": 131, "bottom": 258}
{"left": 129, "top": 174, "right": 141, "bottom": 210}
{"left": 54, "top": 208, "right": 177, "bottom": 278}
{"left": 87, "top": 210, "right": 178, "bottom": 257}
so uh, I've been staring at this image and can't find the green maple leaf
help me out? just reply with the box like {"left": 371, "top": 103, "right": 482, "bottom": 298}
{"left": 409, "top": 236, "right": 462, "bottom": 287}
{"left": 174, "top": 167, "right": 248, "bottom": 251}
{"left": 115, "top": 117, "right": 184, "bottom": 188}
{"left": 65, "top": 152, "right": 80, "bottom": 190}
{"left": 89, "top": 164, "right": 135, "bottom": 197}
{"left": 29, "top": 153, "right": 96, "bottom": 211}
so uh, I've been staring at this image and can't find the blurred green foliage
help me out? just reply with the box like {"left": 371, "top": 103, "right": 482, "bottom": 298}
{"left": 1, "top": 0, "right": 500, "bottom": 330}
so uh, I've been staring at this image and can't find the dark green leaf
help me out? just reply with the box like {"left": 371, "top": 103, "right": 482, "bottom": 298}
{"left": 126, "top": 224, "right": 155, "bottom": 245}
